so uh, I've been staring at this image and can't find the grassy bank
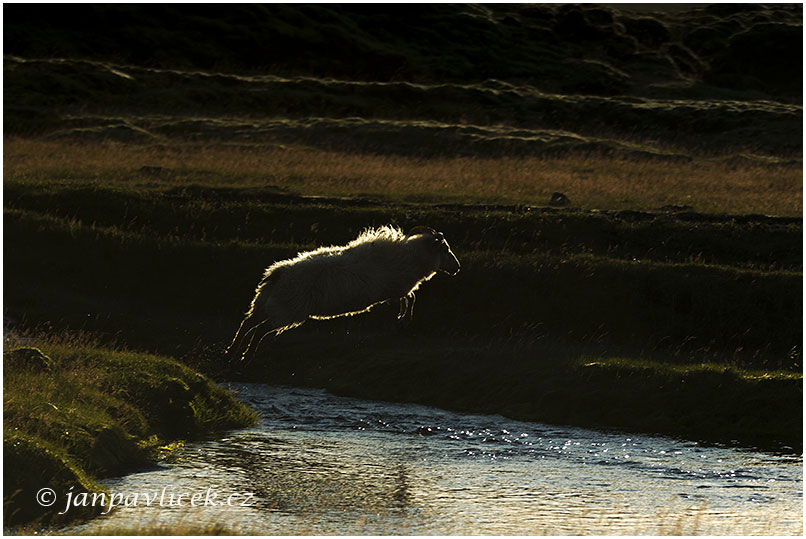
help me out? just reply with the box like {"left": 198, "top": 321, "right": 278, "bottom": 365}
{"left": 247, "top": 332, "right": 802, "bottom": 451}
{"left": 3, "top": 334, "right": 257, "bottom": 528}
{"left": 4, "top": 137, "right": 802, "bottom": 463}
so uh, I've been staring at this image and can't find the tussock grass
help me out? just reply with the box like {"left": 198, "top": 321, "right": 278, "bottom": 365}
{"left": 3, "top": 332, "right": 257, "bottom": 527}
{"left": 5, "top": 137, "right": 802, "bottom": 215}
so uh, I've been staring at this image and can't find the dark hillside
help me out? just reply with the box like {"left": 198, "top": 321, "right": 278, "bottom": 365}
{"left": 4, "top": 3, "right": 802, "bottom": 100}
{"left": 5, "top": 4, "right": 802, "bottom": 159}
{"left": 5, "top": 56, "right": 800, "bottom": 157}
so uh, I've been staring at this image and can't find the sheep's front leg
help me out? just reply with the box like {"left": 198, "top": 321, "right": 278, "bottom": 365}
{"left": 227, "top": 312, "right": 272, "bottom": 361}
{"left": 226, "top": 312, "right": 257, "bottom": 357}
{"left": 241, "top": 318, "right": 277, "bottom": 362}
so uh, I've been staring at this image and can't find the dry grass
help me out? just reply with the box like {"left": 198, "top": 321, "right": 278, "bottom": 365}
{"left": 5, "top": 137, "right": 802, "bottom": 216}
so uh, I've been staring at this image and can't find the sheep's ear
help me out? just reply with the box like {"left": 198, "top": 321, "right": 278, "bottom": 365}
{"left": 406, "top": 226, "right": 436, "bottom": 237}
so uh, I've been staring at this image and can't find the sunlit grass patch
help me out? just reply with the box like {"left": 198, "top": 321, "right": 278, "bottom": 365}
{"left": 5, "top": 137, "right": 802, "bottom": 215}
{"left": 580, "top": 356, "right": 803, "bottom": 381}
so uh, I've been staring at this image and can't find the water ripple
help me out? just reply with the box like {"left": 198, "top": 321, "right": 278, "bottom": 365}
{"left": 68, "top": 384, "right": 802, "bottom": 535}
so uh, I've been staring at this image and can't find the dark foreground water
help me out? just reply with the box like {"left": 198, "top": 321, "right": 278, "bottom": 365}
{"left": 69, "top": 384, "right": 801, "bottom": 535}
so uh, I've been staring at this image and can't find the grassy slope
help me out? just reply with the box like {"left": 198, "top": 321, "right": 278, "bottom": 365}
{"left": 4, "top": 56, "right": 802, "bottom": 159}
{"left": 3, "top": 148, "right": 802, "bottom": 452}
{"left": 4, "top": 4, "right": 801, "bottom": 101}
{"left": 3, "top": 338, "right": 257, "bottom": 527}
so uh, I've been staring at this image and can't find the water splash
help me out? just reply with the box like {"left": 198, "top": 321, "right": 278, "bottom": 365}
{"left": 68, "top": 384, "right": 802, "bottom": 535}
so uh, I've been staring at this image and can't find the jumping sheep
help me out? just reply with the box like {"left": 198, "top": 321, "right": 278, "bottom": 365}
{"left": 226, "top": 225, "right": 461, "bottom": 361}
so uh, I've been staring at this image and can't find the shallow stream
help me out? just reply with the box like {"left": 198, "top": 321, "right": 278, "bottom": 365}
{"left": 70, "top": 384, "right": 802, "bottom": 535}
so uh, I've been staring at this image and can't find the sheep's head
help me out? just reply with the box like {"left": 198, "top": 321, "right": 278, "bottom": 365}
{"left": 407, "top": 226, "right": 461, "bottom": 276}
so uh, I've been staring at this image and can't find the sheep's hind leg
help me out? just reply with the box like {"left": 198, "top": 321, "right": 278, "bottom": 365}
{"left": 397, "top": 296, "right": 409, "bottom": 320}
{"left": 406, "top": 292, "right": 416, "bottom": 320}
{"left": 396, "top": 293, "right": 416, "bottom": 329}
{"left": 398, "top": 292, "right": 416, "bottom": 320}
{"left": 243, "top": 324, "right": 280, "bottom": 363}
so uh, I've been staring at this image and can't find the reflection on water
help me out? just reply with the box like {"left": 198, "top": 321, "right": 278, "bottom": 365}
{"left": 70, "top": 385, "right": 802, "bottom": 535}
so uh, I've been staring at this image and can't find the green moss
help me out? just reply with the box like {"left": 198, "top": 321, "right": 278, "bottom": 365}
{"left": 4, "top": 430, "right": 105, "bottom": 526}
{"left": 2, "top": 343, "right": 257, "bottom": 527}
